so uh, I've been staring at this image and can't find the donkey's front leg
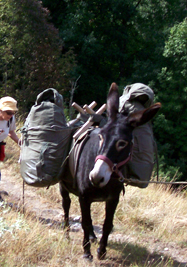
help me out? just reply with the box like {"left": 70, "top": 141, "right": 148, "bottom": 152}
{"left": 97, "top": 197, "right": 119, "bottom": 260}
{"left": 79, "top": 196, "right": 94, "bottom": 260}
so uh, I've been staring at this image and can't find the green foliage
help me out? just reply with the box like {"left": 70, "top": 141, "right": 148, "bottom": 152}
{"left": 156, "top": 155, "right": 182, "bottom": 182}
{"left": 0, "top": 0, "right": 77, "bottom": 112}
{"left": 42, "top": 0, "right": 187, "bottom": 107}
{"left": 43, "top": 0, "right": 139, "bottom": 105}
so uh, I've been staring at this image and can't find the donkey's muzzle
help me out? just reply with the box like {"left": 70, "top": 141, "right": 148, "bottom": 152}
{"left": 89, "top": 159, "right": 111, "bottom": 188}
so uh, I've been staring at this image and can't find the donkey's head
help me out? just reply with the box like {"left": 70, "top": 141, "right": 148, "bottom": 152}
{"left": 89, "top": 82, "right": 161, "bottom": 188}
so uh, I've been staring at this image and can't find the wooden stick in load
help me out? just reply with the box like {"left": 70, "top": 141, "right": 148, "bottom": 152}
{"left": 73, "top": 103, "right": 107, "bottom": 139}
{"left": 69, "top": 101, "right": 97, "bottom": 126}
{"left": 83, "top": 104, "right": 96, "bottom": 115}
{"left": 72, "top": 101, "right": 97, "bottom": 114}
{"left": 72, "top": 102, "right": 85, "bottom": 114}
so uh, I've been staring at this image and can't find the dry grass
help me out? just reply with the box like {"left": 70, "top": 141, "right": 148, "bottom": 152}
{"left": 0, "top": 124, "right": 187, "bottom": 266}
{"left": 0, "top": 206, "right": 92, "bottom": 267}
{"left": 115, "top": 185, "right": 187, "bottom": 243}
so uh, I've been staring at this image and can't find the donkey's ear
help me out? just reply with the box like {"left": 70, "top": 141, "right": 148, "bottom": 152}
{"left": 127, "top": 102, "right": 161, "bottom": 128}
{"left": 107, "top": 82, "right": 119, "bottom": 120}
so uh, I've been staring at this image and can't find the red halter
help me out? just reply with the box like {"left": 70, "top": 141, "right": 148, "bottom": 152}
{"left": 95, "top": 150, "right": 132, "bottom": 181}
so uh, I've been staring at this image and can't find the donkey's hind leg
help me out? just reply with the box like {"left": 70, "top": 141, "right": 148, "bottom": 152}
{"left": 59, "top": 183, "right": 71, "bottom": 234}
{"left": 89, "top": 224, "right": 97, "bottom": 243}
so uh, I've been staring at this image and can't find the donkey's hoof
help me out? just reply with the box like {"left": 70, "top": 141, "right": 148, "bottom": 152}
{"left": 83, "top": 253, "right": 93, "bottom": 261}
{"left": 97, "top": 248, "right": 106, "bottom": 260}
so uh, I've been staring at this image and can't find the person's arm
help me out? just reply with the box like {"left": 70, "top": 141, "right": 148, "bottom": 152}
{"left": 8, "top": 130, "right": 19, "bottom": 144}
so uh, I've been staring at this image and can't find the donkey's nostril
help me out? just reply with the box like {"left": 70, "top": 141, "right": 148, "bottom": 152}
{"left": 100, "top": 177, "right": 104, "bottom": 183}
{"left": 90, "top": 176, "right": 105, "bottom": 187}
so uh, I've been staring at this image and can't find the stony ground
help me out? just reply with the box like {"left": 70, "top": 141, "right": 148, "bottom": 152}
{"left": 0, "top": 168, "right": 187, "bottom": 267}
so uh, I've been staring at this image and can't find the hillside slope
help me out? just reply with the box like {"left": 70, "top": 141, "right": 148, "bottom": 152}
{"left": 0, "top": 166, "right": 187, "bottom": 266}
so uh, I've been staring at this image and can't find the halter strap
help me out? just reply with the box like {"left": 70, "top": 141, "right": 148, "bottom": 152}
{"left": 95, "top": 155, "right": 131, "bottom": 171}
{"left": 95, "top": 151, "right": 132, "bottom": 179}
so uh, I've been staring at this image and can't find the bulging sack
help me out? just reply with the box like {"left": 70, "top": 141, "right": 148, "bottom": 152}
{"left": 119, "top": 83, "right": 155, "bottom": 188}
{"left": 20, "top": 88, "right": 72, "bottom": 187}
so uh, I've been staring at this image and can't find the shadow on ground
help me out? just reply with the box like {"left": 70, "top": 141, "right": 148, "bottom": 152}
{"left": 105, "top": 242, "right": 187, "bottom": 267}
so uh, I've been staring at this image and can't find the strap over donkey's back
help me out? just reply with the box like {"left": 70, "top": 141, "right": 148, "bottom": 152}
{"left": 68, "top": 128, "right": 100, "bottom": 182}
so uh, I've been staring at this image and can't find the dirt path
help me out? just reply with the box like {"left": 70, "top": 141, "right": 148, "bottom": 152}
{"left": 0, "top": 169, "right": 63, "bottom": 224}
{"left": 0, "top": 168, "right": 187, "bottom": 266}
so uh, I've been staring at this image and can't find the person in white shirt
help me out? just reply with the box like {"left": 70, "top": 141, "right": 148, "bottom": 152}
{"left": 0, "top": 96, "right": 20, "bottom": 201}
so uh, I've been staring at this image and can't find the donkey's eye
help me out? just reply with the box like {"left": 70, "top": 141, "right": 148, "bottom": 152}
{"left": 99, "top": 134, "right": 104, "bottom": 148}
{"left": 116, "top": 140, "right": 128, "bottom": 152}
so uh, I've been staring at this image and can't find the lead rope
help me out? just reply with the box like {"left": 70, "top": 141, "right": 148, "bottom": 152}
{"left": 119, "top": 174, "right": 187, "bottom": 186}
{"left": 19, "top": 133, "right": 25, "bottom": 214}
{"left": 153, "top": 138, "right": 159, "bottom": 182}
{"left": 22, "top": 180, "right": 25, "bottom": 214}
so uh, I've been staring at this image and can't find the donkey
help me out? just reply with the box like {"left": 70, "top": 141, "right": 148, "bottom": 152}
{"left": 59, "top": 82, "right": 161, "bottom": 260}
